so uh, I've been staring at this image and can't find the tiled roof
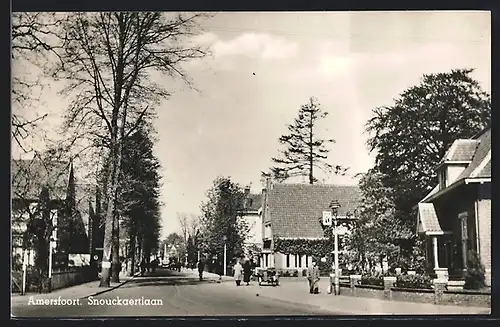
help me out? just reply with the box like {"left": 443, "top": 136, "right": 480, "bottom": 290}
{"left": 12, "top": 159, "right": 70, "bottom": 200}
{"left": 456, "top": 127, "right": 491, "bottom": 180}
{"left": 246, "top": 193, "right": 262, "bottom": 211}
{"left": 440, "top": 140, "right": 479, "bottom": 164}
{"left": 268, "top": 183, "right": 362, "bottom": 238}
{"left": 417, "top": 203, "right": 443, "bottom": 234}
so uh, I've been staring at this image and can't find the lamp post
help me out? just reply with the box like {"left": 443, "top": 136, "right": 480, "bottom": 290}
{"left": 329, "top": 200, "right": 341, "bottom": 296}
{"left": 223, "top": 235, "right": 227, "bottom": 277}
{"left": 48, "top": 237, "right": 56, "bottom": 293}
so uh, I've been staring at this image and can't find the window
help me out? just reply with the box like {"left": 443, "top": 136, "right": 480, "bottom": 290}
{"left": 305, "top": 255, "right": 309, "bottom": 267}
{"left": 297, "top": 255, "right": 302, "bottom": 268}
{"left": 264, "top": 224, "right": 272, "bottom": 239}
{"left": 286, "top": 254, "right": 290, "bottom": 268}
{"left": 439, "top": 169, "right": 447, "bottom": 190}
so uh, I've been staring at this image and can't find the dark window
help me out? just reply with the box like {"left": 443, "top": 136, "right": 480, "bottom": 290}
{"left": 286, "top": 254, "right": 290, "bottom": 268}
{"left": 305, "top": 255, "right": 309, "bottom": 267}
{"left": 297, "top": 255, "right": 302, "bottom": 268}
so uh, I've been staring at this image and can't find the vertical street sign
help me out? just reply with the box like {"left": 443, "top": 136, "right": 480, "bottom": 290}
{"left": 322, "top": 211, "right": 332, "bottom": 226}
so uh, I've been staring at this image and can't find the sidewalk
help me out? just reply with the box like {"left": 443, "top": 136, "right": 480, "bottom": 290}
{"left": 184, "top": 268, "right": 233, "bottom": 282}
{"left": 11, "top": 272, "right": 139, "bottom": 308}
{"left": 226, "top": 279, "right": 490, "bottom": 315}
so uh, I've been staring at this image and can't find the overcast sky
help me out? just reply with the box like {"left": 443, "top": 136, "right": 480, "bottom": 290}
{"left": 12, "top": 11, "right": 491, "bottom": 239}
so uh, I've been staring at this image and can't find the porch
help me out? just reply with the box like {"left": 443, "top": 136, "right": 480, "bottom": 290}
{"left": 417, "top": 203, "right": 472, "bottom": 282}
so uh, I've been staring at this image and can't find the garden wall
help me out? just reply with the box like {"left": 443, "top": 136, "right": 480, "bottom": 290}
{"left": 343, "top": 275, "right": 490, "bottom": 308}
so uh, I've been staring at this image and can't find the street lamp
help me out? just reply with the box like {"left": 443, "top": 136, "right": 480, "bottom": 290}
{"left": 223, "top": 235, "right": 227, "bottom": 277}
{"left": 48, "top": 237, "right": 57, "bottom": 293}
{"left": 330, "top": 199, "right": 341, "bottom": 296}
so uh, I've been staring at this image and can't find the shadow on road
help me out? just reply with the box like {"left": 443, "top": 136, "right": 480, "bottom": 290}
{"left": 123, "top": 268, "right": 222, "bottom": 289}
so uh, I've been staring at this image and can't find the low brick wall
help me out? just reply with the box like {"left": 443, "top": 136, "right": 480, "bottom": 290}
{"left": 334, "top": 275, "right": 491, "bottom": 308}
{"left": 442, "top": 290, "right": 491, "bottom": 307}
{"left": 390, "top": 287, "right": 435, "bottom": 304}
{"left": 353, "top": 284, "right": 385, "bottom": 300}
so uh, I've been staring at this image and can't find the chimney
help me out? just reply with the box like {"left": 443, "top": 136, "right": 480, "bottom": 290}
{"left": 243, "top": 184, "right": 251, "bottom": 209}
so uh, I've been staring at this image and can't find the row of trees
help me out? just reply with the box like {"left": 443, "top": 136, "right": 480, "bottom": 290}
{"left": 11, "top": 12, "right": 210, "bottom": 287}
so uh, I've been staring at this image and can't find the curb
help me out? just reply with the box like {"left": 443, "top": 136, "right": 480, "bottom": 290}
{"left": 80, "top": 273, "right": 141, "bottom": 300}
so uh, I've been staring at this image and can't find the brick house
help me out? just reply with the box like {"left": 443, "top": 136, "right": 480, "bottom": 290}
{"left": 259, "top": 179, "right": 362, "bottom": 271}
{"left": 11, "top": 158, "right": 98, "bottom": 269}
{"left": 416, "top": 126, "right": 491, "bottom": 285}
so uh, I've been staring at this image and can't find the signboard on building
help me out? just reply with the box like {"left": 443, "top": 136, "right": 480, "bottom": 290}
{"left": 322, "top": 211, "right": 332, "bottom": 226}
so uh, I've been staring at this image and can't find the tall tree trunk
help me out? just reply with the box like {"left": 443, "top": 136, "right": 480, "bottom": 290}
{"left": 99, "top": 135, "right": 118, "bottom": 287}
{"left": 111, "top": 207, "right": 120, "bottom": 283}
{"left": 129, "top": 232, "right": 136, "bottom": 276}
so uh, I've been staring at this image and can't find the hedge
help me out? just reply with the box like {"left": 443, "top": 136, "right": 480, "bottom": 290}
{"left": 395, "top": 274, "right": 432, "bottom": 289}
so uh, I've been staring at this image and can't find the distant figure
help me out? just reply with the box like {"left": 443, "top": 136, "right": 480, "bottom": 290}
{"left": 217, "top": 261, "right": 224, "bottom": 280}
{"left": 140, "top": 259, "right": 146, "bottom": 276}
{"left": 306, "top": 261, "right": 320, "bottom": 294}
{"left": 197, "top": 260, "right": 205, "bottom": 281}
{"left": 151, "top": 259, "right": 158, "bottom": 273}
{"left": 233, "top": 260, "right": 243, "bottom": 286}
{"left": 243, "top": 259, "right": 252, "bottom": 286}
{"left": 176, "top": 261, "right": 181, "bottom": 272}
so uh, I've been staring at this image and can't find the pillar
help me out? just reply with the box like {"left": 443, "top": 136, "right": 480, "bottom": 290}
{"left": 383, "top": 276, "right": 396, "bottom": 300}
{"left": 350, "top": 274, "right": 361, "bottom": 296}
{"left": 433, "top": 236, "right": 439, "bottom": 269}
{"left": 433, "top": 279, "right": 446, "bottom": 305}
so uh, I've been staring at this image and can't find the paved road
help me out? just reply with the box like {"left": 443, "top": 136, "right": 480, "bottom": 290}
{"left": 12, "top": 269, "right": 338, "bottom": 317}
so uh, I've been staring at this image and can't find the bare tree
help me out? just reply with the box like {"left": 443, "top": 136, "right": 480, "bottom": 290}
{"left": 11, "top": 13, "right": 67, "bottom": 153}
{"left": 177, "top": 212, "right": 189, "bottom": 263}
{"left": 51, "top": 12, "right": 209, "bottom": 287}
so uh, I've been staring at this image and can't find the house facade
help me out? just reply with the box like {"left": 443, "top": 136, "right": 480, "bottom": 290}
{"left": 239, "top": 185, "right": 263, "bottom": 259}
{"left": 11, "top": 158, "right": 98, "bottom": 269}
{"left": 416, "top": 126, "right": 491, "bottom": 285}
{"left": 258, "top": 179, "right": 362, "bottom": 271}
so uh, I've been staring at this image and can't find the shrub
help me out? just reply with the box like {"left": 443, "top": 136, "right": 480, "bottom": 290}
{"left": 282, "top": 270, "right": 290, "bottom": 277}
{"left": 464, "top": 250, "right": 486, "bottom": 290}
{"left": 395, "top": 274, "right": 432, "bottom": 289}
{"left": 292, "top": 270, "right": 299, "bottom": 277}
{"left": 302, "top": 269, "right": 307, "bottom": 277}
{"left": 361, "top": 272, "right": 384, "bottom": 286}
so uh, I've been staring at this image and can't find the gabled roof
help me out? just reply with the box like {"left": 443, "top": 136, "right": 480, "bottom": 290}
{"left": 438, "top": 139, "right": 479, "bottom": 165}
{"left": 417, "top": 203, "right": 443, "bottom": 235}
{"left": 268, "top": 183, "right": 362, "bottom": 238}
{"left": 245, "top": 193, "right": 262, "bottom": 212}
{"left": 12, "top": 159, "right": 70, "bottom": 200}
{"left": 455, "top": 127, "right": 491, "bottom": 180}
{"left": 419, "top": 126, "right": 491, "bottom": 205}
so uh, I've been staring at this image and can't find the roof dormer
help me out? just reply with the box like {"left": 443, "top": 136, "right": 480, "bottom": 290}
{"left": 435, "top": 139, "right": 479, "bottom": 190}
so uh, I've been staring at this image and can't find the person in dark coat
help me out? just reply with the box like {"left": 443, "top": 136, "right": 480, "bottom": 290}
{"left": 243, "top": 259, "right": 252, "bottom": 286}
{"left": 306, "top": 261, "right": 320, "bottom": 294}
{"left": 197, "top": 260, "right": 205, "bottom": 281}
{"left": 140, "top": 259, "right": 146, "bottom": 276}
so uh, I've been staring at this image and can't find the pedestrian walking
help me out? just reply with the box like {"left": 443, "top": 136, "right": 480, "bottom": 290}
{"left": 233, "top": 260, "right": 243, "bottom": 286}
{"left": 197, "top": 259, "right": 205, "bottom": 281}
{"left": 140, "top": 259, "right": 146, "bottom": 276}
{"left": 306, "top": 261, "right": 320, "bottom": 294}
{"left": 243, "top": 258, "right": 252, "bottom": 286}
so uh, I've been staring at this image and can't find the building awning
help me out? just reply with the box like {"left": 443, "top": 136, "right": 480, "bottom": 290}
{"left": 416, "top": 203, "right": 444, "bottom": 235}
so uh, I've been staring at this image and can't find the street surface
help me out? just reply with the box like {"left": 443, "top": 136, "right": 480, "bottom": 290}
{"left": 12, "top": 268, "right": 337, "bottom": 317}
